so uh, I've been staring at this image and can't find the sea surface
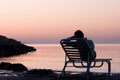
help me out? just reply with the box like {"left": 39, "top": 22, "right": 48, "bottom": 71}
{"left": 0, "top": 44, "right": 120, "bottom": 73}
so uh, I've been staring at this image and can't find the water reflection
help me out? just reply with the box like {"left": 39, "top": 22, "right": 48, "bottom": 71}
{"left": 0, "top": 44, "right": 120, "bottom": 73}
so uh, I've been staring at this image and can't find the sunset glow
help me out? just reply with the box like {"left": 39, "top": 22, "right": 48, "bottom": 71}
{"left": 0, "top": 0, "right": 120, "bottom": 43}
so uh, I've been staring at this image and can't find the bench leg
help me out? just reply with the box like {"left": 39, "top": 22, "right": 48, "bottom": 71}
{"left": 62, "top": 62, "right": 68, "bottom": 76}
{"left": 105, "top": 60, "right": 111, "bottom": 80}
{"left": 108, "top": 60, "right": 111, "bottom": 80}
{"left": 86, "top": 62, "right": 91, "bottom": 80}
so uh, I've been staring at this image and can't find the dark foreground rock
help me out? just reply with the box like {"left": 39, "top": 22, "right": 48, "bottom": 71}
{"left": 0, "top": 67, "right": 120, "bottom": 80}
{"left": 26, "top": 69, "right": 54, "bottom": 77}
{"left": 0, "top": 62, "right": 28, "bottom": 72}
{"left": 0, "top": 35, "right": 36, "bottom": 57}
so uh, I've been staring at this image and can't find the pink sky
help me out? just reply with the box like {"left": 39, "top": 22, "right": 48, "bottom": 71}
{"left": 0, "top": 0, "right": 120, "bottom": 43}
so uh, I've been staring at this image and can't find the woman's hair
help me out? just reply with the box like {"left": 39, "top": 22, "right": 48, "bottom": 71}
{"left": 74, "top": 30, "right": 84, "bottom": 38}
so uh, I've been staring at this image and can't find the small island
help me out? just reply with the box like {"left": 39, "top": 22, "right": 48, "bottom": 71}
{"left": 0, "top": 35, "right": 36, "bottom": 57}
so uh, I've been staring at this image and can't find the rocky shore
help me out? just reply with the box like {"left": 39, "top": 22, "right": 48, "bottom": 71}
{"left": 0, "top": 35, "right": 36, "bottom": 57}
{"left": 0, "top": 69, "right": 120, "bottom": 80}
{"left": 0, "top": 62, "right": 120, "bottom": 80}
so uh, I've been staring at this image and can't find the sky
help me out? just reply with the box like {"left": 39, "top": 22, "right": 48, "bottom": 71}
{"left": 0, "top": 0, "right": 120, "bottom": 44}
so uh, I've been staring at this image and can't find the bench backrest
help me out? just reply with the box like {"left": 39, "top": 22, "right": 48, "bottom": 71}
{"left": 60, "top": 38, "right": 91, "bottom": 62}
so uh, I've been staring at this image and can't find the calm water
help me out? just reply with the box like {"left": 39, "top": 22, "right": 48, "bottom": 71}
{"left": 0, "top": 44, "right": 120, "bottom": 73}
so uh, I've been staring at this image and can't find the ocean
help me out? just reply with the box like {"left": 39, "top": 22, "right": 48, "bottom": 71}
{"left": 0, "top": 44, "right": 120, "bottom": 73}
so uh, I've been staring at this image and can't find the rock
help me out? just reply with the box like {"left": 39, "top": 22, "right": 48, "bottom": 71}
{"left": 27, "top": 69, "right": 54, "bottom": 75}
{"left": 0, "top": 62, "right": 11, "bottom": 70}
{"left": 0, "top": 35, "right": 36, "bottom": 57}
{"left": 0, "top": 62, "right": 28, "bottom": 72}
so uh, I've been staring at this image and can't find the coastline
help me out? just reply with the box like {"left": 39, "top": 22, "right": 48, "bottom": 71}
{"left": 0, "top": 69, "right": 120, "bottom": 80}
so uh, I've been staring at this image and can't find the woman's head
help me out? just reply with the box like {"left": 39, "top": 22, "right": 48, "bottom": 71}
{"left": 74, "top": 30, "right": 84, "bottom": 38}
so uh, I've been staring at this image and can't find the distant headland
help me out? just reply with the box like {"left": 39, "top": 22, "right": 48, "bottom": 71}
{"left": 0, "top": 35, "right": 36, "bottom": 57}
